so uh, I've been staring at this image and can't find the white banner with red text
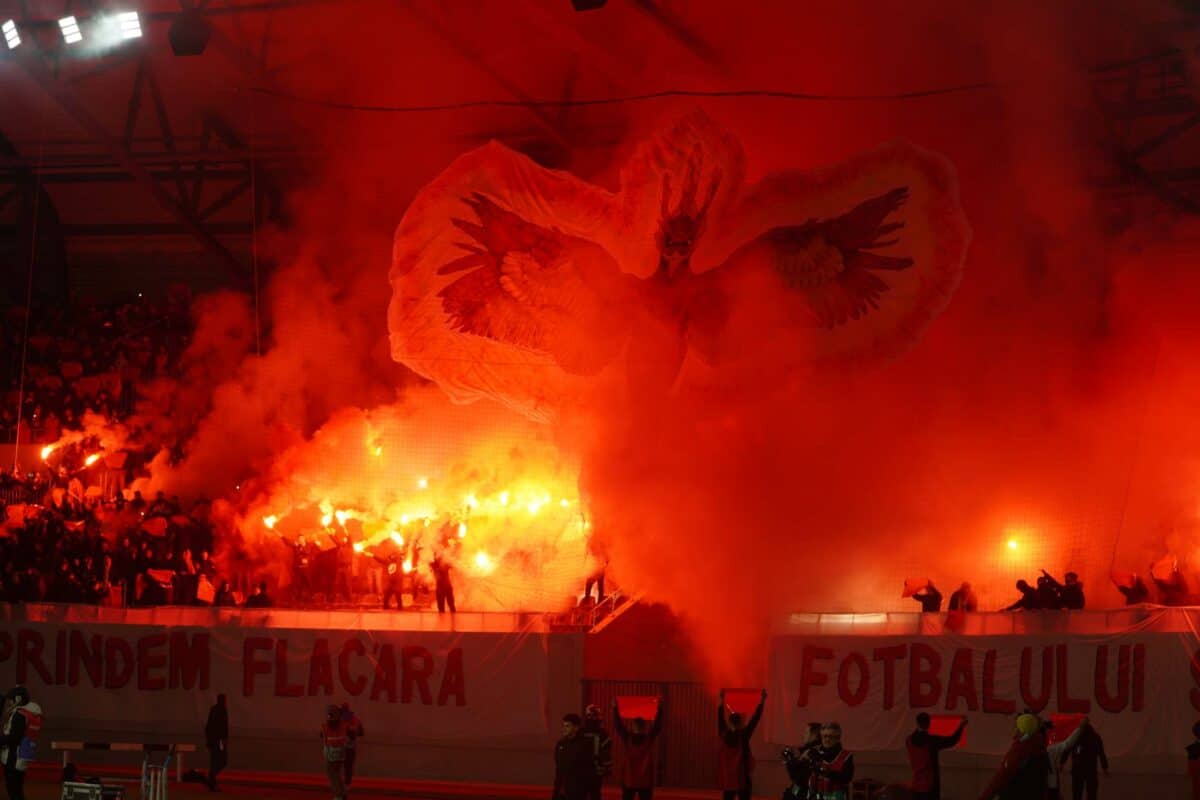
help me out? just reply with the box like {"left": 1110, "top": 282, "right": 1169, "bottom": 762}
{"left": 0, "top": 619, "right": 553, "bottom": 742}
{"left": 768, "top": 632, "right": 1200, "bottom": 756}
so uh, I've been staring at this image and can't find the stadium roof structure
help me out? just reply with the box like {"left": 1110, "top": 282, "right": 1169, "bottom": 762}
{"left": 0, "top": 1, "right": 1197, "bottom": 296}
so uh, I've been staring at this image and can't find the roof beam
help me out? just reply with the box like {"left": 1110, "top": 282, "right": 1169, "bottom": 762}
{"left": 13, "top": 50, "right": 248, "bottom": 286}
{"left": 405, "top": 2, "right": 574, "bottom": 155}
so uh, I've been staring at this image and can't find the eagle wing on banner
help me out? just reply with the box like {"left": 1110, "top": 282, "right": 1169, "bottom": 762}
{"left": 436, "top": 193, "right": 631, "bottom": 376}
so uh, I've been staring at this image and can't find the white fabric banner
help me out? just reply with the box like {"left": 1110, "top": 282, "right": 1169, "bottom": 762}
{"left": 768, "top": 630, "right": 1198, "bottom": 756}
{"left": 0, "top": 620, "right": 551, "bottom": 742}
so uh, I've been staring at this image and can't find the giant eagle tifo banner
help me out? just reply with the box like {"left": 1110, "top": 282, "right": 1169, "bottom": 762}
{"left": 0, "top": 608, "right": 562, "bottom": 743}
{"left": 767, "top": 612, "right": 1200, "bottom": 756}
{"left": 388, "top": 110, "right": 969, "bottom": 423}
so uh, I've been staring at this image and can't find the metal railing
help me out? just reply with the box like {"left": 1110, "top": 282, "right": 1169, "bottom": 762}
{"left": 774, "top": 605, "right": 1199, "bottom": 636}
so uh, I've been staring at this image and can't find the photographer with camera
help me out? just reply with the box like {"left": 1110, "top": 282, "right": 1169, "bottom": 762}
{"left": 780, "top": 723, "right": 821, "bottom": 799}
{"left": 907, "top": 713, "right": 966, "bottom": 800}
{"left": 807, "top": 722, "right": 854, "bottom": 800}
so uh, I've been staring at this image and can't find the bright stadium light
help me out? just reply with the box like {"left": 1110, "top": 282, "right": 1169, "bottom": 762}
{"left": 59, "top": 15, "right": 83, "bottom": 44}
{"left": 116, "top": 11, "right": 142, "bottom": 39}
{"left": 3, "top": 20, "right": 19, "bottom": 49}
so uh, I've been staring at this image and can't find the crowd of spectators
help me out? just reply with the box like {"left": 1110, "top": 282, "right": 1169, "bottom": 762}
{"left": 0, "top": 291, "right": 192, "bottom": 444}
{"left": 0, "top": 475, "right": 251, "bottom": 608}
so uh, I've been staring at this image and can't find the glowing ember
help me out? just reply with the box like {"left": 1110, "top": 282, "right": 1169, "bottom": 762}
{"left": 40, "top": 445, "right": 55, "bottom": 461}
{"left": 232, "top": 400, "right": 593, "bottom": 612}
{"left": 263, "top": 515, "right": 278, "bottom": 529}
{"left": 474, "top": 551, "right": 493, "bottom": 571}
{"left": 1007, "top": 539, "right": 1018, "bottom": 550}
{"left": 402, "top": 559, "right": 413, "bottom": 574}
{"left": 83, "top": 453, "right": 101, "bottom": 467}
{"left": 527, "top": 501, "right": 542, "bottom": 515}
{"left": 374, "top": 446, "right": 383, "bottom": 457}
{"left": 560, "top": 498, "right": 569, "bottom": 508}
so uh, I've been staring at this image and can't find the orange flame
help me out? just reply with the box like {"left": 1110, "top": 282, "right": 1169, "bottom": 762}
{"left": 83, "top": 453, "right": 101, "bottom": 467}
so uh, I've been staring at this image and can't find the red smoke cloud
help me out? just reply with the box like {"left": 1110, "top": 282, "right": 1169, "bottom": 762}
{"left": 70, "top": 2, "right": 1200, "bottom": 684}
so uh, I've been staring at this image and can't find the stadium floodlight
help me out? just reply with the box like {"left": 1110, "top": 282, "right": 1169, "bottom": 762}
{"left": 58, "top": 15, "right": 83, "bottom": 44}
{"left": 116, "top": 11, "right": 142, "bottom": 40}
{"left": 2, "top": 20, "right": 19, "bottom": 49}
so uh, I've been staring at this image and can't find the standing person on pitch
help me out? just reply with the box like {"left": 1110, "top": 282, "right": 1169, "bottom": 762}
{"left": 977, "top": 713, "right": 1049, "bottom": 800}
{"left": 612, "top": 698, "right": 665, "bottom": 800}
{"left": 580, "top": 705, "right": 612, "bottom": 800}
{"left": 906, "top": 713, "right": 966, "bottom": 800}
{"left": 340, "top": 703, "right": 365, "bottom": 788}
{"left": 717, "top": 689, "right": 766, "bottom": 800}
{"left": 0, "top": 686, "right": 41, "bottom": 800}
{"left": 1045, "top": 717, "right": 1088, "bottom": 800}
{"left": 204, "top": 694, "right": 229, "bottom": 792}
{"left": 320, "top": 705, "right": 348, "bottom": 800}
{"left": 554, "top": 713, "right": 595, "bottom": 800}
{"left": 807, "top": 722, "right": 854, "bottom": 800}
{"left": 1062, "top": 717, "right": 1108, "bottom": 800}
{"left": 1188, "top": 722, "right": 1200, "bottom": 800}
{"left": 781, "top": 723, "right": 822, "bottom": 799}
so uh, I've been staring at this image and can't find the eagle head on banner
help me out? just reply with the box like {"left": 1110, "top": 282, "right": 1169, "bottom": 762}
{"left": 388, "top": 111, "right": 970, "bottom": 422}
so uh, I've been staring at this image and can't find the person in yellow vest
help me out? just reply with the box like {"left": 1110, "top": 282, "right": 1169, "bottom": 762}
{"left": 320, "top": 705, "right": 349, "bottom": 800}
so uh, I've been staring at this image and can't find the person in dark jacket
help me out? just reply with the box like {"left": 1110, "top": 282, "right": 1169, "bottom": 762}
{"left": 948, "top": 582, "right": 978, "bottom": 612}
{"left": 340, "top": 702, "right": 364, "bottom": 787}
{"left": 906, "top": 713, "right": 965, "bottom": 800}
{"left": 580, "top": 705, "right": 612, "bottom": 800}
{"left": 1063, "top": 720, "right": 1108, "bottom": 800}
{"left": 1, "top": 685, "right": 41, "bottom": 800}
{"left": 1043, "top": 570, "right": 1085, "bottom": 610}
{"left": 912, "top": 582, "right": 943, "bottom": 613}
{"left": 978, "top": 713, "right": 1049, "bottom": 800}
{"left": 781, "top": 724, "right": 821, "bottom": 799}
{"left": 717, "top": 689, "right": 766, "bottom": 800}
{"left": 204, "top": 694, "right": 229, "bottom": 792}
{"left": 554, "top": 714, "right": 596, "bottom": 800}
{"left": 612, "top": 699, "right": 664, "bottom": 800}
{"left": 244, "top": 581, "right": 272, "bottom": 608}
{"left": 1116, "top": 574, "right": 1149, "bottom": 605}
{"left": 431, "top": 555, "right": 456, "bottom": 614}
{"left": 1004, "top": 580, "right": 1040, "bottom": 611}
{"left": 1035, "top": 575, "right": 1062, "bottom": 610}
{"left": 1187, "top": 721, "right": 1200, "bottom": 800}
